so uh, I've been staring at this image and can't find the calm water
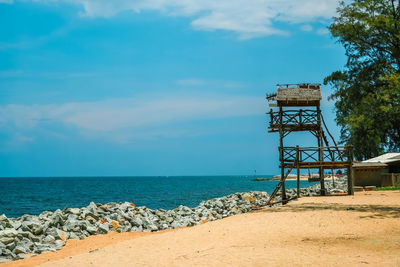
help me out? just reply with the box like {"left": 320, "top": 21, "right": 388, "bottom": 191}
{"left": 0, "top": 176, "right": 315, "bottom": 218}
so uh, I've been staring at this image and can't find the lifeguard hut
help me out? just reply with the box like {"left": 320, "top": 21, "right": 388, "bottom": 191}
{"left": 266, "top": 83, "right": 354, "bottom": 204}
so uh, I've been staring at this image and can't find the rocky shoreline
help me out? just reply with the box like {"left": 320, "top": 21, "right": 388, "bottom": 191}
{"left": 0, "top": 176, "right": 348, "bottom": 263}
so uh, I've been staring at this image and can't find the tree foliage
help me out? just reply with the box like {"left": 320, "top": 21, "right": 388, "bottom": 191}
{"left": 324, "top": 0, "right": 400, "bottom": 160}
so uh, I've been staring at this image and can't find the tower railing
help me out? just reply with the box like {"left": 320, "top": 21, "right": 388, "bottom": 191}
{"left": 269, "top": 110, "right": 319, "bottom": 127}
{"left": 279, "top": 146, "right": 349, "bottom": 166}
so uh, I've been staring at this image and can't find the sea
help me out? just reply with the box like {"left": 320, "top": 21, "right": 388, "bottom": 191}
{"left": 0, "top": 176, "right": 316, "bottom": 218}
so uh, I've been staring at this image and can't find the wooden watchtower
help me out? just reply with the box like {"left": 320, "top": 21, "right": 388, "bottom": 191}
{"left": 266, "top": 83, "right": 354, "bottom": 204}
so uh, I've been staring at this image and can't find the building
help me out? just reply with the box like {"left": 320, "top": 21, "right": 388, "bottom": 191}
{"left": 353, "top": 153, "right": 400, "bottom": 187}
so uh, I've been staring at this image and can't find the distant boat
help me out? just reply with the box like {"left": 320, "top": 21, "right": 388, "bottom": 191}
{"left": 251, "top": 178, "right": 273, "bottom": 181}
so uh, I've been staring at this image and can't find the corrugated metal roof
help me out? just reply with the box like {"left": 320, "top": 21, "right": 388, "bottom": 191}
{"left": 363, "top": 153, "right": 400, "bottom": 164}
{"left": 353, "top": 162, "right": 388, "bottom": 168}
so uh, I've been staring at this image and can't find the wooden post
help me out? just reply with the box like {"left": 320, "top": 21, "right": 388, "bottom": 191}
{"left": 299, "top": 110, "right": 302, "bottom": 125}
{"left": 279, "top": 106, "right": 287, "bottom": 203}
{"left": 317, "top": 105, "right": 326, "bottom": 196}
{"left": 347, "top": 146, "right": 354, "bottom": 195}
{"left": 270, "top": 109, "right": 273, "bottom": 125}
{"left": 296, "top": 145, "right": 300, "bottom": 198}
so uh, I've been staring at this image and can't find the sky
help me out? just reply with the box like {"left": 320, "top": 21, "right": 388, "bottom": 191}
{"left": 0, "top": 0, "right": 347, "bottom": 177}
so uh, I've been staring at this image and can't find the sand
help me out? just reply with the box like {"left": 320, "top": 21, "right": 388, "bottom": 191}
{"left": 3, "top": 190, "right": 400, "bottom": 267}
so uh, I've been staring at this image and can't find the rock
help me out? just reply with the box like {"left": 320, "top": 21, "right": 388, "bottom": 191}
{"left": 11, "top": 221, "right": 22, "bottom": 230}
{"left": 87, "top": 202, "right": 99, "bottom": 213}
{"left": 86, "top": 212, "right": 100, "bottom": 221}
{"left": 1, "top": 248, "right": 11, "bottom": 256}
{"left": 5, "top": 241, "right": 15, "bottom": 251}
{"left": 18, "top": 238, "right": 34, "bottom": 251}
{"left": 130, "top": 217, "right": 143, "bottom": 227}
{"left": 97, "top": 223, "right": 109, "bottom": 234}
{"left": 42, "top": 235, "right": 56, "bottom": 244}
{"left": 17, "top": 253, "right": 27, "bottom": 259}
{"left": 64, "top": 219, "right": 84, "bottom": 232}
{"left": 86, "top": 215, "right": 97, "bottom": 224}
{"left": 0, "top": 187, "right": 306, "bottom": 262}
{"left": 331, "top": 189, "right": 344, "bottom": 194}
{"left": 102, "top": 204, "right": 113, "bottom": 210}
{"left": 214, "top": 200, "right": 224, "bottom": 209}
{"left": 47, "top": 228, "right": 67, "bottom": 241}
{"left": 243, "top": 194, "right": 256, "bottom": 202}
{"left": 65, "top": 208, "right": 81, "bottom": 215}
{"left": 50, "top": 211, "right": 65, "bottom": 227}
{"left": 30, "top": 234, "right": 40, "bottom": 243}
{"left": 54, "top": 240, "right": 65, "bottom": 249}
{"left": 9, "top": 252, "right": 17, "bottom": 260}
{"left": 86, "top": 226, "right": 97, "bottom": 235}
{"left": 69, "top": 232, "right": 80, "bottom": 240}
{"left": 14, "top": 246, "right": 27, "bottom": 254}
{"left": 131, "top": 225, "right": 143, "bottom": 232}
{"left": 147, "top": 224, "right": 158, "bottom": 232}
{"left": 35, "top": 243, "right": 56, "bottom": 254}
{"left": 0, "top": 229, "right": 18, "bottom": 238}
{"left": 22, "top": 222, "right": 43, "bottom": 235}
{"left": 0, "top": 215, "right": 8, "bottom": 223}
{"left": 58, "top": 231, "right": 67, "bottom": 241}
{"left": 110, "top": 221, "right": 120, "bottom": 230}
{"left": 141, "top": 218, "right": 150, "bottom": 228}
{"left": 0, "top": 238, "right": 14, "bottom": 245}
{"left": 170, "top": 221, "right": 182, "bottom": 229}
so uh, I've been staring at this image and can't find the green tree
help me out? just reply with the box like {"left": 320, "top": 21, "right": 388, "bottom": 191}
{"left": 324, "top": 0, "right": 400, "bottom": 160}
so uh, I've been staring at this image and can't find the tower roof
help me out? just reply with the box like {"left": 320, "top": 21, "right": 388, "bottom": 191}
{"left": 267, "top": 83, "right": 322, "bottom": 106}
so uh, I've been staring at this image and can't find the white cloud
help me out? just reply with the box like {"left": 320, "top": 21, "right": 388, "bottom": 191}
{"left": 317, "top": 28, "right": 330, "bottom": 35}
{"left": 27, "top": 0, "right": 341, "bottom": 38}
{"left": 0, "top": 94, "right": 264, "bottom": 142}
{"left": 300, "top": 24, "right": 313, "bottom": 32}
{"left": 11, "top": 133, "right": 34, "bottom": 144}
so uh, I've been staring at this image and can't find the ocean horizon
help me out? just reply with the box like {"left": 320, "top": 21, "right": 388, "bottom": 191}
{"left": 0, "top": 175, "right": 316, "bottom": 218}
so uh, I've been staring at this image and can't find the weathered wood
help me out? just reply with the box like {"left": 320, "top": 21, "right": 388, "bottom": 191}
{"left": 275, "top": 84, "right": 321, "bottom": 102}
{"left": 266, "top": 82, "right": 352, "bottom": 204}
{"left": 317, "top": 105, "right": 326, "bottom": 196}
{"left": 296, "top": 145, "right": 300, "bottom": 198}
{"left": 276, "top": 88, "right": 322, "bottom": 101}
{"left": 279, "top": 106, "right": 287, "bottom": 203}
{"left": 347, "top": 146, "right": 354, "bottom": 195}
{"left": 267, "top": 166, "right": 295, "bottom": 205}
{"left": 281, "top": 162, "right": 351, "bottom": 169}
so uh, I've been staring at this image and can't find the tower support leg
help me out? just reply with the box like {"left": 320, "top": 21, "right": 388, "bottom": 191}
{"left": 319, "top": 167, "right": 326, "bottom": 196}
{"left": 281, "top": 166, "right": 287, "bottom": 204}
{"left": 296, "top": 145, "right": 300, "bottom": 198}
{"left": 347, "top": 146, "right": 354, "bottom": 195}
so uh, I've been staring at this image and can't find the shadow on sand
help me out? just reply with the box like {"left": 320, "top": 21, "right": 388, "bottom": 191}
{"left": 256, "top": 202, "right": 400, "bottom": 219}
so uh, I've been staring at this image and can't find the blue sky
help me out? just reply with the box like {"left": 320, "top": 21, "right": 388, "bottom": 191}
{"left": 0, "top": 0, "right": 347, "bottom": 177}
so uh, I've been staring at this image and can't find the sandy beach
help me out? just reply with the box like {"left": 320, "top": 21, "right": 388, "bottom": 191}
{"left": 2, "top": 190, "right": 399, "bottom": 267}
